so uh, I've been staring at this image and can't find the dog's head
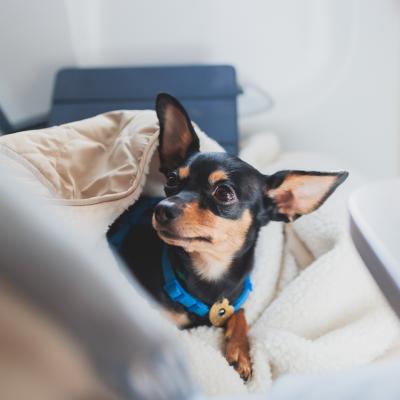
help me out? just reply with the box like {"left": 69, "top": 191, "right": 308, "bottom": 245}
{"left": 152, "top": 93, "right": 348, "bottom": 277}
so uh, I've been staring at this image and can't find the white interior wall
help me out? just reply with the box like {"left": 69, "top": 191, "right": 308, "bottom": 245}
{"left": 0, "top": 0, "right": 76, "bottom": 125}
{"left": 1, "top": 0, "right": 399, "bottom": 177}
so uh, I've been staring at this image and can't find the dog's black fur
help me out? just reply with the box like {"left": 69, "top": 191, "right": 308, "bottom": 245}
{"left": 107, "top": 93, "right": 348, "bottom": 378}
{"left": 109, "top": 93, "right": 348, "bottom": 325}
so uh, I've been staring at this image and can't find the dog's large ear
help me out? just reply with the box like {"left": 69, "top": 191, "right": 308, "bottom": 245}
{"left": 155, "top": 93, "right": 200, "bottom": 173}
{"left": 264, "top": 170, "right": 348, "bottom": 222}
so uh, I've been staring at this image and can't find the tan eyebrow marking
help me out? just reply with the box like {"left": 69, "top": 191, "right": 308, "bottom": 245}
{"left": 178, "top": 166, "right": 190, "bottom": 179}
{"left": 208, "top": 170, "right": 228, "bottom": 185}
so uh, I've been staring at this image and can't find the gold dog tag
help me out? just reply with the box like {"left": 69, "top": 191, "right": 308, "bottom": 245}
{"left": 209, "top": 298, "right": 234, "bottom": 327}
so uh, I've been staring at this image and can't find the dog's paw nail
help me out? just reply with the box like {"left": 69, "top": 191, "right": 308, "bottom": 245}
{"left": 239, "top": 367, "right": 252, "bottom": 381}
{"left": 228, "top": 360, "right": 238, "bottom": 367}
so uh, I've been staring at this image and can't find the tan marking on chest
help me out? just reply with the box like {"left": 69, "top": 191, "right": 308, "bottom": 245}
{"left": 166, "top": 311, "right": 191, "bottom": 328}
{"left": 179, "top": 205, "right": 253, "bottom": 281}
{"left": 178, "top": 166, "right": 190, "bottom": 179}
{"left": 208, "top": 170, "right": 228, "bottom": 185}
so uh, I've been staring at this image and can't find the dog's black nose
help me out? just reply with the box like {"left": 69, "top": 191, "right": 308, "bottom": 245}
{"left": 154, "top": 200, "right": 182, "bottom": 225}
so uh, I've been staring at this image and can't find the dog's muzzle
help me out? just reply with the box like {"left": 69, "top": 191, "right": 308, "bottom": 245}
{"left": 154, "top": 199, "right": 183, "bottom": 226}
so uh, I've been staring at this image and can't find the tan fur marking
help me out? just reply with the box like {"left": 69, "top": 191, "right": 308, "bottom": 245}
{"left": 178, "top": 166, "right": 190, "bottom": 179}
{"left": 225, "top": 309, "right": 252, "bottom": 380}
{"left": 267, "top": 174, "right": 337, "bottom": 218}
{"left": 166, "top": 311, "right": 191, "bottom": 328}
{"left": 153, "top": 203, "right": 253, "bottom": 281}
{"left": 208, "top": 170, "right": 229, "bottom": 185}
{"left": 183, "top": 205, "right": 252, "bottom": 280}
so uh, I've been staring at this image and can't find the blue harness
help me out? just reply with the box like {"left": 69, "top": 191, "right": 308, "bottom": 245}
{"left": 108, "top": 197, "right": 252, "bottom": 318}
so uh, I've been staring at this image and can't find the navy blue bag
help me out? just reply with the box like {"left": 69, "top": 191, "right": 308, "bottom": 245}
{"left": 49, "top": 65, "right": 241, "bottom": 155}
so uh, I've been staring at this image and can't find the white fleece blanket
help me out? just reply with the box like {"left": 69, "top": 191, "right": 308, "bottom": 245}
{"left": 1, "top": 113, "right": 399, "bottom": 396}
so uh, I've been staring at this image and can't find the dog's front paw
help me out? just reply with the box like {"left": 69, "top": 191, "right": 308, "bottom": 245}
{"left": 225, "top": 337, "right": 252, "bottom": 381}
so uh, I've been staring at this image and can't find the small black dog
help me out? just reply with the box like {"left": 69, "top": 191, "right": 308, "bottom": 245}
{"left": 108, "top": 93, "right": 348, "bottom": 380}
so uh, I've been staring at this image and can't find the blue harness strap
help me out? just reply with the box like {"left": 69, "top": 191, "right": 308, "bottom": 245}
{"left": 108, "top": 196, "right": 253, "bottom": 318}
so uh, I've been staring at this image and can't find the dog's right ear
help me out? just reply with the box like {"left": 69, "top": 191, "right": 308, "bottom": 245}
{"left": 155, "top": 93, "right": 200, "bottom": 173}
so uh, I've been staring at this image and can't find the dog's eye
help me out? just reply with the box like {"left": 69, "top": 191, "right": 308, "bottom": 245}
{"left": 166, "top": 172, "right": 179, "bottom": 187}
{"left": 213, "top": 184, "right": 237, "bottom": 204}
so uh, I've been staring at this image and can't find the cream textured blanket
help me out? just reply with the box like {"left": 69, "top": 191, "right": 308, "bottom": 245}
{"left": 1, "top": 111, "right": 399, "bottom": 396}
